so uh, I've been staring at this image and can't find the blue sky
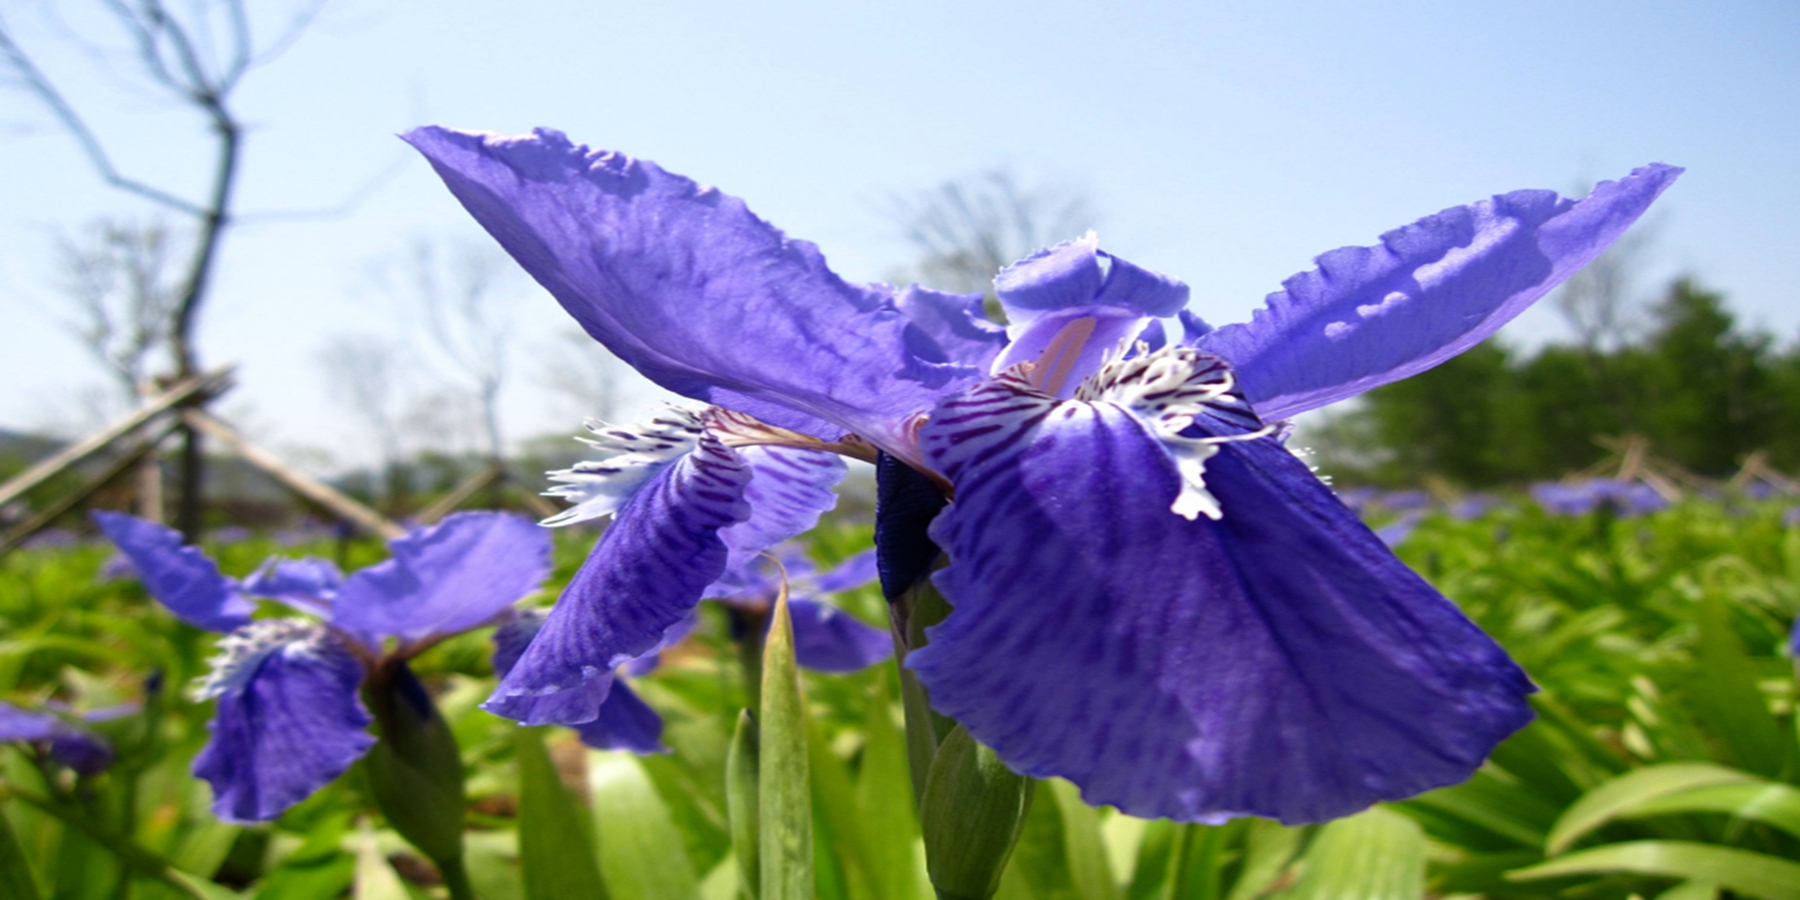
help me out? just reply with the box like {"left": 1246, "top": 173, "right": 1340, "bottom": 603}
{"left": 2, "top": 1, "right": 1795, "bottom": 468}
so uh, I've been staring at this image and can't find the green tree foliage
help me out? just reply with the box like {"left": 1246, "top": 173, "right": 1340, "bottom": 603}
{"left": 1313, "top": 279, "right": 1799, "bottom": 485}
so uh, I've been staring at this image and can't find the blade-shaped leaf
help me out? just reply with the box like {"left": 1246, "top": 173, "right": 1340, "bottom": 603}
{"left": 1046, "top": 780, "right": 1119, "bottom": 900}
{"left": 728, "top": 710, "right": 761, "bottom": 898}
{"left": 1545, "top": 763, "right": 1759, "bottom": 854}
{"left": 855, "top": 678, "right": 926, "bottom": 900}
{"left": 516, "top": 728, "right": 607, "bottom": 900}
{"left": 1508, "top": 840, "right": 1800, "bottom": 900}
{"left": 588, "top": 750, "right": 701, "bottom": 900}
{"left": 1287, "top": 806, "right": 1425, "bottom": 900}
{"left": 0, "top": 804, "right": 43, "bottom": 900}
{"left": 760, "top": 582, "right": 813, "bottom": 900}
{"left": 1623, "top": 782, "right": 1800, "bottom": 840}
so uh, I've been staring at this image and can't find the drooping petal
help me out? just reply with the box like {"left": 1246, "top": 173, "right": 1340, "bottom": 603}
{"left": 405, "top": 127, "right": 978, "bottom": 457}
{"left": 242, "top": 556, "right": 344, "bottom": 618}
{"left": 91, "top": 512, "right": 253, "bottom": 633}
{"left": 571, "top": 680, "right": 666, "bottom": 754}
{"left": 788, "top": 599, "right": 892, "bottom": 673}
{"left": 191, "top": 620, "right": 374, "bottom": 822}
{"left": 706, "top": 445, "right": 846, "bottom": 593}
{"left": 909, "top": 377, "right": 1534, "bottom": 824}
{"left": 486, "top": 433, "right": 752, "bottom": 726}
{"left": 1198, "top": 165, "right": 1682, "bottom": 421}
{"left": 330, "top": 512, "right": 551, "bottom": 648}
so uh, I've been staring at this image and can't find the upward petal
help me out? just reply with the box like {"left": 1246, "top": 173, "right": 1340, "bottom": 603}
{"left": 192, "top": 620, "right": 374, "bottom": 822}
{"left": 243, "top": 556, "right": 344, "bottom": 618}
{"left": 909, "top": 375, "right": 1534, "bottom": 824}
{"left": 1198, "top": 165, "right": 1681, "bottom": 420}
{"left": 92, "top": 512, "right": 252, "bottom": 633}
{"left": 485, "top": 433, "right": 752, "bottom": 726}
{"left": 330, "top": 512, "right": 551, "bottom": 647}
{"left": 405, "top": 127, "right": 981, "bottom": 456}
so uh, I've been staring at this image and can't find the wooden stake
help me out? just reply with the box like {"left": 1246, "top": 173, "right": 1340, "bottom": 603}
{"left": 0, "top": 368, "right": 231, "bottom": 510}
{"left": 0, "top": 419, "right": 180, "bottom": 554}
{"left": 180, "top": 409, "right": 404, "bottom": 540}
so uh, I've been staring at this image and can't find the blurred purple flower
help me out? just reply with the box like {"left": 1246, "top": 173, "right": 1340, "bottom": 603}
{"left": 409, "top": 126, "right": 1675, "bottom": 824}
{"left": 1378, "top": 489, "right": 1432, "bottom": 512}
{"left": 21, "top": 528, "right": 78, "bottom": 550}
{"left": 96, "top": 510, "right": 549, "bottom": 822}
{"left": 1375, "top": 511, "right": 1426, "bottom": 548}
{"left": 1451, "top": 494, "right": 1504, "bottom": 520}
{"left": 1532, "top": 479, "right": 1669, "bottom": 518}
{"left": 709, "top": 546, "right": 890, "bottom": 674}
{"left": 0, "top": 700, "right": 131, "bottom": 775}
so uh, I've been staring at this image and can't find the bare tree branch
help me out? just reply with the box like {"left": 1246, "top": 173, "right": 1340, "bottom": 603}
{"left": 892, "top": 169, "right": 1095, "bottom": 302}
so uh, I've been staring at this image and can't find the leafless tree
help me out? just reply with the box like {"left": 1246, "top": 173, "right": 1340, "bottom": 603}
{"left": 318, "top": 334, "right": 410, "bottom": 511}
{"left": 892, "top": 169, "right": 1096, "bottom": 305}
{"left": 2, "top": 0, "right": 326, "bottom": 537}
{"left": 1555, "top": 220, "right": 1656, "bottom": 354}
{"left": 57, "top": 217, "right": 186, "bottom": 519}
{"left": 373, "top": 237, "right": 522, "bottom": 465}
{"left": 538, "top": 326, "right": 621, "bottom": 424}
{"left": 58, "top": 218, "right": 184, "bottom": 405}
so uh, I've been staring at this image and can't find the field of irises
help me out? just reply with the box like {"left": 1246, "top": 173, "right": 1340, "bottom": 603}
{"left": 2, "top": 490, "right": 1796, "bottom": 900}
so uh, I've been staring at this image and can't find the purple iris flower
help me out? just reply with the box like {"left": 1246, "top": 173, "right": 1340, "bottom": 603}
{"left": 407, "top": 126, "right": 1676, "bottom": 824}
{"left": 0, "top": 700, "right": 129, "bottom": 775}
{"left": 1531, "top": 478, "right": 1669, "bottom": 518}
{"left": 708, "top": 546, "right": 891, "bottom": 674}
{"left": 95, "top": 510, "right": 549, "bottom": 822}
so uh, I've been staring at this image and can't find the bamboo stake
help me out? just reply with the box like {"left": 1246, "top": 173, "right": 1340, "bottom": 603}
{"left": 0, "top": 419, "right": 180, "bottom": 554}
{"left": 180, "top": 409, "right": 404, "bottom": 540}
{"left": 0, "top": 368, "right": 231, "bottom": 509}
{"left": 415, "top": 462, "right": 504, "bottom": 525}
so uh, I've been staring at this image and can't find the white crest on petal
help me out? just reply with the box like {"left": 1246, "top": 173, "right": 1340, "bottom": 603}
{"left": 192, "top": 619, "right": 335, "bottom": 701}
{"left": 542, "top": 405, "right": 708, "bottom": 527}
{"left": 1077, "top": 344, "right": 1268, "bottom": 521}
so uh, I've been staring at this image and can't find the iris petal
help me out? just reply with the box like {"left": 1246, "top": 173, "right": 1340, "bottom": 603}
{"left": 405, "top": 127, "right": 979, "bottom": 455}
{"left": 485, "top": 433, "right": 752, "bottom": 725}
{"left": 243, "top": 556, "right": 344, "bottom": 618}
{"left": 330, "top": 512, "right": 551, "bottom": 647}
{"left": 910, "top": 377, "right": 1533, "bottom": 823}
{"left": 789, "top": 599, "right": 893, "bottom": 673}
{"left": 491, "top": 610, "right": 667, "bottom": 753}
{"left": 192, "top": 621, "right": 373, "bottom": 822}
{"left": 1198, "top": 165, "right": 1681, "bottom": 421}
{"left": 708, "top": 446, "right": 846, "bottom": 592}
{"left": 92, "top": 512, "right": 252, "bottom": 633}
{"left": 571, "top": 680, "right": 667, "bottom": 753}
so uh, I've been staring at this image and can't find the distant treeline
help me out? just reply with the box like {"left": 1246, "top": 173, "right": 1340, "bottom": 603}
{"left": 1309, "top": 279, "right": 1800, "bottom": 487}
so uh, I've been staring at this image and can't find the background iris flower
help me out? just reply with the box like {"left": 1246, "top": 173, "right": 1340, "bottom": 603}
{"left": 95, "top": 510, "right": 549, "bottom": 822}
{"left": 407, "top": 126, "right": 1677, "bottom": 823}
{"left": 0, "top": 699, "right": 130, "bottom": 776}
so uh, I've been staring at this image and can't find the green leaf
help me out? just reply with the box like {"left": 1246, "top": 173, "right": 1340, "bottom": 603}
{"left": 516, "top": 728, "right": 607, "bottom": 900}
{"left": 1690, "top": 597, "right": 1789, "bottom": 778}
{"left": 1657, "top": 881, "right": 1719, "bottom": 900}
{"left": 588, "top": 750, "right": 702, "bottom": 900}
{"left": 920, "top": 726, "right": 1033, "bottom": 900}
{"left": 1622, "top": 782, "right": 1800, "bottom": 840}
{"left": 362, "top": 663, "right": 469, "bottom": 898}
{"left": 760, "top": 580, "right": 813, "bottom": 900}
{"left": 728, "top": 710, "right": 762, "bottom": 899}
{"left": 1222, "top": 820, "right": 1305, "bottom": 900}
{"left": 1124, "top": 820, "right": 1176, "bottom": 900}
{"left": 1544, "top": 762, "right": 1760, "bottom": 854}
{"left": 1046, "top": 780, "right": 1118, "bottom": 900}
{"left": 1168, "top": 822, "right": 1231, "bottom": 900}
{"left": 854, "top": 679, "right": 925, "bottom": 900}
{"left": 0, "top": 804, "right": 42, "bottom": 900}
{"left": 1286, "top": 806, "right": 1426, "bottom": 900}
{"left": 1507, "top": 840, "right": 1800, "bottom": 900}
